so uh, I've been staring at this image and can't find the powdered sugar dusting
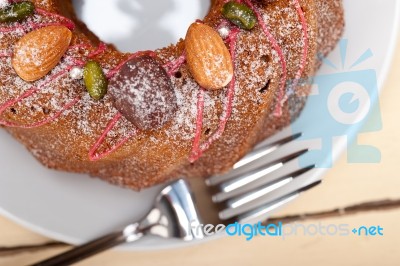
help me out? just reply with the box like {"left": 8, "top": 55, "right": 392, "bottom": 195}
{"left": 0, "top": 0, "right": 344, "bottom": 189}
{"left": 0, "top": 0, "right": 9, "bottom": 9}
{"left": 108, "top": 55, "right": 177, "bottom": 130}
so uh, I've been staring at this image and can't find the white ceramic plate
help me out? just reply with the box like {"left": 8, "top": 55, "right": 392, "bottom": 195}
{"left": 0, "top": 0, "right": 399, "bottom": 251}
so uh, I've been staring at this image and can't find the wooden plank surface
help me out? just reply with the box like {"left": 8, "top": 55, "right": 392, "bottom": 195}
{"left": 1, "top": 24, "right": 400, "bottom": 266}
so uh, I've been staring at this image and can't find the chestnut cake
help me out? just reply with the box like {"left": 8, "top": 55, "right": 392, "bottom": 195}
{"left": 0, "top": 0, "right": 344, "bottom": 190}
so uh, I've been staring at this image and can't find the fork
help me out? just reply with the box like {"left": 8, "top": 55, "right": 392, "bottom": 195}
{"left": 30, "top": 128, "right": 321, "bottom": 266}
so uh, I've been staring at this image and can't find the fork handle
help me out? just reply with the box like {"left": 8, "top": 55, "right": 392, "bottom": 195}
{"left": 29, "top": 223, "right": 143, "bottom": 266}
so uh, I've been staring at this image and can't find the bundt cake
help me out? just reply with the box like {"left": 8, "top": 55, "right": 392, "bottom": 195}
{"left": 0, "top": 0, "right": 344, "bottom": 190}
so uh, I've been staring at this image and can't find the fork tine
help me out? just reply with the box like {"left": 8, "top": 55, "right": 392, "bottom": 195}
{"left": 233, "top": 133, "right": 303, "bottom": 169}
{"left": 206, "top": 132, "right": 302, "bottom": 186}
{"left": 253, "top": 127, "right": 297, "bottom": 148}
{"left": 237, "top": 180, "right": 321, "bottom": 224}
{"left": 218, "top": 167, "right": 318, "bottom": 220}
{"left": 219, "top": 180, "right": 321, "bottom": 223}
{"left": 212, "top": 150, "right": 308, "bottom": 203}
{"left": 225, "top": 166, "right": 315, "bottom": 209}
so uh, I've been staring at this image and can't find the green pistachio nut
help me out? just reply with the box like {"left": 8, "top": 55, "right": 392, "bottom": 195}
{"left": 221, "top": 2, "right": 257, "bottom": 30}
{"left": 83, "top": 61, "right": 108, "bottom": 101}
{"left": 0, "top": 1, "right": 35, "bottom": 23}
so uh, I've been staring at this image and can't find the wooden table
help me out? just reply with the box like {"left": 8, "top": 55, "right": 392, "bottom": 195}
{"left": 1, "top": 36, "right": 400, "bottom": 266}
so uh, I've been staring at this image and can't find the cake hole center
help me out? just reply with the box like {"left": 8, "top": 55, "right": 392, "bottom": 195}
{"left": 72, "top": 0, "right": 210, "bottom": 52}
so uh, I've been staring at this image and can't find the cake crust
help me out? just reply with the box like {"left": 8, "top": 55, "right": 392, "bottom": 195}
{"left": 0, "top": 0, "right": 344, "bottom": 189}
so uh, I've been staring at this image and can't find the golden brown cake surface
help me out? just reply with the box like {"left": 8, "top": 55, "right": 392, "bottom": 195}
{"left": 0, "top": 0, "right": 344, "bottom": 189}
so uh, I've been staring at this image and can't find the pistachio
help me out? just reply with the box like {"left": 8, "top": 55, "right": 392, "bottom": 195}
{"left": 0, "top": 1, "right": 35, "bottom": 23}
{"left": 83, "top": 61, "right": 108, "bottom": 100}
{"left": 221, "top": 2, "right": 257, "bottom": 30}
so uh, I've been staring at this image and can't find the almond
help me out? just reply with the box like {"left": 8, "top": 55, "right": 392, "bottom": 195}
{"left": 185, "top": 22, "right": 233, "bottom": 90}
{"left": 12, "top": 25, "right": 72, "bottom": 82}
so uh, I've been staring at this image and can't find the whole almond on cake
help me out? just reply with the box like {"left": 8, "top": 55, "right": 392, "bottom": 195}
{"left": 12, "top": 25, "right": 72, "bottom": 82}
{"left": 185, "top": 22, "right": 234, "bottom": 90}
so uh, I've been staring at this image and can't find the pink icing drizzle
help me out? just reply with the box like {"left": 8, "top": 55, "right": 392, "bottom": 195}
{"left": 0, "top": 8, "right": 107, "bottom": 129}
{"left": 106, "top": 50, "right": 156, "bottom": 79}
{"left": 0, "top": 4, "right": 136, "bottom": 161}
{"left": 0, "top": 51, "right": 11, "bottom": 57}
{"left": 0, "top": 87, "right": 37, "bottom": 114}
{"left": 88, "top": 113, "right": 137, "bottom": 161}
{"left": 0, "top": 24, "right": 26, "bottom": 33}
{"left": 243, "top": 0, "right": 288, "bottom": 116}
{"left": 189, "top": 87, "right": 205, "bottom": 162}
{"left": 88, "top": 42, "right": 107, "bottom": 58}
{"left": 189, "top": 28, "right": 240, "bottom": 163}
{"left": 189, "top": 0, "right": 309, "bottom": 161}
{"left": 0, "top": 64, "right": 79, "bottom": 128}
{"left": 89, "top": 51, "right": 157, "bottom": 161}
{"left": 0, "top": 7, "right": 76, "bottom": 33}
{"left": 163, "top": 53, "right": 186, "bottom": 76}
{"left": 89, "top": 50, "right": 187, "bottom": 161}
{"left": 292, "top": 0, "right": 309, "bottom": 89}
{"left": 0, "top": 97, "right": 80, "bottom": 128}
{"left": 0, "top": 0, "right": 310, "bottom": 162}
{"left": 35, "top": 8, "right": 75, "bottom": 30}
{"left": 68, "top": 42, "right": 108, "bottom": 61}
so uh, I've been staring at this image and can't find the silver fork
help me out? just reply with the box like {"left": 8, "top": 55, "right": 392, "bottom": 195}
{"left": 30, "top": 128, "right": 321, "bottom": 266}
